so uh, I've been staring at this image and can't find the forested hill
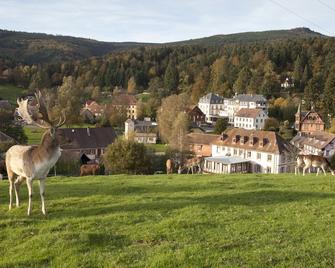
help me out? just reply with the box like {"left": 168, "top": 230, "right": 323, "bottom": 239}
{"left": 0, "top": 28, "right": 325, "bottom": 65}
{"left": 2, "top": 27, "right": 335, "bottom": 120}
{"left": 0, "top": 29, "right": 151, "bottom": 64}
{"left": 170, "top": 27, "right": 325, "bottom": 46}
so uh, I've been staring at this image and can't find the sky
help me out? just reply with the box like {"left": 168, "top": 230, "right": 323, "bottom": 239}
{"left": 0, "top": 0, "right": 334, "bottom": 43}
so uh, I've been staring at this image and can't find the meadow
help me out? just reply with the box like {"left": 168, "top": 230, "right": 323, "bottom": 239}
{"left": 0, "top": 84, "right": 27, "bottom": 104}
{"left": 1, "top": 173, "right": 335, "bottom": 267}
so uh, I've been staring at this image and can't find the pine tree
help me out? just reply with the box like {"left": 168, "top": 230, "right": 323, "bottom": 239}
{"left": 164, "top": 61, "right": 179, "bottom": 93}
{"left": 323, "top": 66, "right": 335, "bottom": 116}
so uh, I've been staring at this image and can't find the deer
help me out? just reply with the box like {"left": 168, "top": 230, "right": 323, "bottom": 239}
{"left": 302, "top": 155, "right": 334, "bottom": 176}
{"left": 166, "top": 159, "right": 173, "bottom": 174}
{"left": 5, "top": 91, "right": 66, "bottom": 216}
{"left": 183, "top": 156, "right": 203, "bottom": 174}
{"left": 80, "top": 163, "right": 100, "bottom": 176}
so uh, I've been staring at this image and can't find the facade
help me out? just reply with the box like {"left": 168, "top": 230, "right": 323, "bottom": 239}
{"left": 187, "top": 105, "right": 206, "bottom": 126}
{"left": 198, "top": 93, "right": 224, "bottom": 123}
{"left": 295, "top": 105, "right": 325, "bottom": 133}
{"left": 111, "top": 94, "right": 138, "bottom": 119}
{"left": 82, "top": 101, "right": 106, "bottom": 118}
{"left": 185, "top": 133, "right": 221, "bottom": 157}
{"left": 203, "top": 156, "right": 251, "bottom": 174}
{"left": 281, "top": 77, "right": 294, "bottom": 89}
{"left": 291, "top": 131, "right": 335, "bottom": 158}
{"left": 208, "top": 128, "right": 296, "bottom": 174}
{"left": 125, "top": 118, "right": 158, "bottom": 144}
{"left": 219, "top": 94, "right": 268, "bottom": 124}
{"left": 58, "top": 127, "right": 117, "bottom": 162}
{"left": 234, "top": 108, "right": 268, "bottom": 130}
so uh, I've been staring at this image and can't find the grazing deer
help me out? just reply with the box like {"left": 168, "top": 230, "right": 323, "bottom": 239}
{"left": 166, "top": 159, "right": 173, "bottom": 174}
{"left": 5, "top": 92, "right": 66, "bottom": 215}
{"left": 183, "top": 157, "right": 203, "bottom": 174}
{"left": 302, "top": 155, "right": 334, "bottom": 176}
{"left": 80, "top": 163, "right": 100, "bottom": 176}
{"left": 295, "top": 154, "right": 306, "bottom": 175}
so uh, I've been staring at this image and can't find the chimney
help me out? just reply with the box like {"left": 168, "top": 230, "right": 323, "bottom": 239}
{"left": 87, "top": 127, "right": 91, "bottom": 137}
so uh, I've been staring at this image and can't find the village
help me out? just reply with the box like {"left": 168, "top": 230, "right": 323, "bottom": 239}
{"left": 1, "top": 86, "right": 333, "bottom": 177}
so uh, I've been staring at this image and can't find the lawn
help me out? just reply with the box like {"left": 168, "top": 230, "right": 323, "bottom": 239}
{"left": 1, "top": 173, "right": 335, "bottom": 267}
{"left": 0, "top": 84, "right": 28, "bottom": 104}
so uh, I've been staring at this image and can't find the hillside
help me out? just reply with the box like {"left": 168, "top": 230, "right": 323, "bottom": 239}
{"left": 1, "top": 173, "right": 335, "bottom": 267}
{"left": 0, "top": 29, "right": 151, "bottom": 64}
{"left": 0, "top": 28, "right": 324, "bottom": 65}
{"left": 170, "top": 27, "right": 325, "bottom": 46}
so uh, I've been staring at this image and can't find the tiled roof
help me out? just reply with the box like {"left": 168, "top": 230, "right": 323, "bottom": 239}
{"left": 233, "top": 94, "right": 266, "bottom": 102}
{"left": 186, "top": 133, "right": 221, "bottom": 145}
{"left": 58, "top": 127, "right": 117, "bottom": 150}
{"left": 291, "top": 132, "right": 335, "bottom": 150}
{"left": 235, "top": 108, "right": 263, "bottom": 118}
{"left": 111, "top": 94, "right": 137, "bottom": 106}
{"left": 213, "top": 128, "right": 296, "bottom": 154}
{"left": 199, "top": 93, "right": 224, "bottom": 104}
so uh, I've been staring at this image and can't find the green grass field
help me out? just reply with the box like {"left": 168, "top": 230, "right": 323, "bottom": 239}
{"left": 0, "top": 84, "right": 28, "bottom": 104}
{"left": 1, "top": 173, "right": 335, "bottom": 267}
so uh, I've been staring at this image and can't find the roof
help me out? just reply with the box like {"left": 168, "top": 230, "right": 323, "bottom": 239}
{"left": 205, "top": 156, "right": 250, "bottom": 165}
{"left": 235, "top": 108, "right": 264, "bottom": 118}
{"left": 300, "top": 111, "right": 324, "bottom": 124}
{"left": 233, "top": 94, "right": 266, "bottom": 103}
{"left": 199, "top": 93, "right": 224, "bottom": 104}
{"left": 213, "top": 128, "right": 296, "bottom": 154}
{"left": 0, "top": 100, "right": 11, "bottom": 110}
{"left": 186, "top": 133, "right": 221, "bottom": 145}
{"left": 0, "top": 131, "right": 15, "bottom": 143}
{"left": 111, "top": 94, "right": 137, "bottom": 106}
{"left": 58, "top": 127, "right": 117, "bottom": 150}
{"left": 291, "top": 132, "right": 335, "bottom": 150}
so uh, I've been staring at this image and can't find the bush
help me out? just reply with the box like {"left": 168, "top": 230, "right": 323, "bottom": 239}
{"left": 103, "top": 138, "right": 151, "bottom": 174}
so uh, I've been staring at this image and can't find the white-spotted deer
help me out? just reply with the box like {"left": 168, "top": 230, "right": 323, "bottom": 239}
{"left": 302, "top": 155, "right": 334, "bottom": 176}
{"left": 5, "top": 92, "right": 66, "bottom": 215}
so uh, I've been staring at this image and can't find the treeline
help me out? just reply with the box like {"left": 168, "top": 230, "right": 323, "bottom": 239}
{"left": 2, "top": 36, "right": 335, "bottom": 117}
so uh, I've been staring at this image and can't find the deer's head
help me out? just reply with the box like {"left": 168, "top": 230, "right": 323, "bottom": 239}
{"left": 17, "top": 91, "right": 66, "bottom": 145}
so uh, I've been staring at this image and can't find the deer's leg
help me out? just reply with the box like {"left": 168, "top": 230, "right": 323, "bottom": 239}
{"left": 295, "top": 166, "right": 297, "bottom": 175}
{"left": 39, "top": 179, "right": 46, "bottom": 215}
{"left": 26, "top": 178, "right": 33, "bottom": 216}
{"left": 322, "top": 165, "right": 327, "bottom": 176}
{"left": 303, "top": 166, "right": 308, "bottom": 176}
{"left": 14, "top": 176, "right": 25, "bottom": 207}
{"left": 7, "top": 169, "right": 15, "bottom": 210}
{"left": 8, "top": 180, "right": 14, "bottom": 210}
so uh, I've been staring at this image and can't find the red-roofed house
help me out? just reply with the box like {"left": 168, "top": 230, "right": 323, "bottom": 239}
{"left": 234, "top": 108, "right": 268, "bottom": 130}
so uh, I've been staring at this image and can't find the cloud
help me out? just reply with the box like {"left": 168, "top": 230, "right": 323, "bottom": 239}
{"left": 0, "top": 0, "right": 333, "bottom": 42}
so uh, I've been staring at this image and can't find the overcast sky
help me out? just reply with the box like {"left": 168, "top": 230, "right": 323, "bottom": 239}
{"left": 0, "top": 0, "right": 334, "bottom": 43}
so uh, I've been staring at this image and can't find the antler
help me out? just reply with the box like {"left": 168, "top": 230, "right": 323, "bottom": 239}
{"left": 55, "top": 111, "right": 66, "bottom": 128}
{"left": 17, "top": 98, "right": 51, "bottom": 129}
{"left": 35, "top": 91, "right": 53, "bottom": 127}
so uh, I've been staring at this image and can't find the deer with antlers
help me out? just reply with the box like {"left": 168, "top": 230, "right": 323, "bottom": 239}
{"left": 5, "top": 91, "right": 66, "bottom": 215}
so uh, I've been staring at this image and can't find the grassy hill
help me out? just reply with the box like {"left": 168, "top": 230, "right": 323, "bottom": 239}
{"left": 1, "top": 173, "right": 335, "bottom": 267}
{"left": 0, "top": 84, "right": 28, "bottom": 104}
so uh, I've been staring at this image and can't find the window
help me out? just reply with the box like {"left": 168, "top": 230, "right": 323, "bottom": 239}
{"left": 266, "top": 167, "right": 272, "bottom": 173}
{"left": 247, "top": 151, "right": 251, "bottom": 158}
{"left": 234, "top": 149, "right": 238, "bottom": 155}
{"left": 257, "top": 153, "right": 261, "bottom": 160}
{"left": 267, "top": 154, "right": 272, "bottom": 161}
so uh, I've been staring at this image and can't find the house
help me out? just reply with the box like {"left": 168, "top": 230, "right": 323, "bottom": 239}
{"left": 58, "top": 127, "right": 117, "bottom": 163}
{"left": 234, "top": 108, "right": 268, "bottom": 130}
{"left": 0, "top": 130, "right": 15, "bottom": 147}
{"left": 0, "top": 100, "right": 11, "bottom": 110}
{"left": 198, "top": 93, "right": 224, "bottom": 123}
{"left": 219, "top": 94, "right": 268, "bottom": 124}
{"left": 185, "top": 133, "right": 221, "bottom": 157}
{"left": 281, "top": 77, "right": 294, "bottom": 89}
{"left": 125, "top": 118, "right": 158, "bottom": 144}
{"left": 291, "top": 131, "right": 335, "bottom": 158}
{"left": 186, "top": 105, "right": 206, "bottom": 126}
{"left": 294, "top": 105, "right": 325, "bottom": 133}
{"left": 204, "top": 128, "right": 296, "bottom": 174}
{"left": 111, "top": 94, "right": 138, "bottom": 119}
{"left": 82, "top": 100, "right": 106, "bottom": 118}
